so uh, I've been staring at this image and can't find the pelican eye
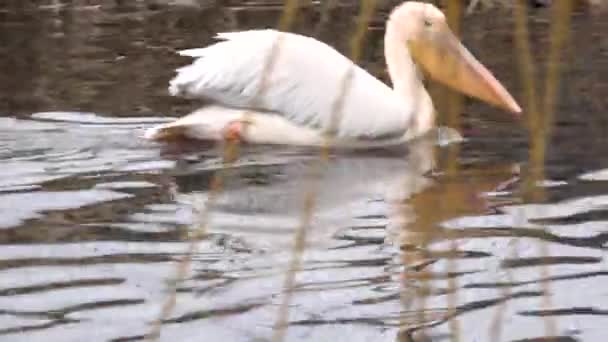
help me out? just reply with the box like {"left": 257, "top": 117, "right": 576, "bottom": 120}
{"left": 424, "top": 19, "right": 432, "bottom": 27}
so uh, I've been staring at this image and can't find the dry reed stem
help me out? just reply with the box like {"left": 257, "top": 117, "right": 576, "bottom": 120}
{"left": 313, "top": 0, "right": 338, "bottom": 37}
{"left": 498, "top": 1, "right": 573, "bottom": 340}
{"left": 271, "top": 2, "right": 378, "bottom": 341}
{"left": 543, "top": 0, "right": 573, "bottom": 140}
{"left": 487, "top": 1, "right": 541, "bottom": 340}
{"left": 398, "top": 10, "right": 437, "bottom": 338}
{"left": 488, "top": 239, "right": 518, "bottom": 341}
{"left": 146, "top": 143, "right": 239, "bottom": 342}
{"left": 538, "top": 239, "right": 557, "bottom": 338}
{"left": 513, "top": 1, "right": 540, "bottom": 129}
{"left": 396, "top": 0, "right": 469, "bottom": 327}
{"left": 400, "top": 2, "right": 464, "bottom": 340}
{"left": 444, "top": 2, "right": 463, "bottom": 339}
{"left": 270, "top": 167, "right": 322, "bottom": 342}
{"left": 536, "top": 1, "right": 573, "bottom": 339}
{"left": 146, "top": 1, "right": 301, "bottom": 340}
{"left": 445, "top": 0, "right": 464, "bottom": 133}
{"left": 243, "top": 0, "right": 301, "bottom": 126}
{"left": 485, "top": 2, "right": 534, "bottom": 340}
{"left": 513, "top": 0, "right": 545, "bottom": 197}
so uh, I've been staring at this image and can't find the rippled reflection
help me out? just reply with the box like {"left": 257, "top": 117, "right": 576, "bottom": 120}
{"left": 0, "top": 113, "right": 452, "bottom": 341}
{"left": 2, "top": 111, "right": 595, "bottom": 341}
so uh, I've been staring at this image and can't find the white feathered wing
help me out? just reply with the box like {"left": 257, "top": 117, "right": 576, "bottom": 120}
{"left": 166, "top": 29, "right": 414, "bottom": 140}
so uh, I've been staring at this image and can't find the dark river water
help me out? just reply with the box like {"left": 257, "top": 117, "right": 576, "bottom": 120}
{"left": 1, "top": 1, "right": 608, "bottom": 341}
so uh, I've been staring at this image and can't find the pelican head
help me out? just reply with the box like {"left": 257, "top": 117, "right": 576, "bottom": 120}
{"left": 390, "top": 2, "right": 522, "bottom": 114}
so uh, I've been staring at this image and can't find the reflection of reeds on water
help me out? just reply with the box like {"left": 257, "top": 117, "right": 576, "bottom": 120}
{"left": 485, "top": 2, "right": 534, "bottom": 339}
{"left": 398, "top": 1, "right": 467, "bottom": 339}
{"left": 502, "top": 0, "right": 574, "bottom": 341}
{"left": 147, "top": 0, "right": 302, "bottom": 340}
{"left": 444, "top": 1, "right": 463, "bottom": 340}
{"left": 535, "top": 1, "right": 573, "bottom": 339}
{"left": 272, "top": 1, "right": 378, "bottom": 341}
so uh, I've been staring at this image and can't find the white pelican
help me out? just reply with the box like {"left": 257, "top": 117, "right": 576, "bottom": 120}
{"left": 145, "top": 1, "right": 521, "bottom": 148}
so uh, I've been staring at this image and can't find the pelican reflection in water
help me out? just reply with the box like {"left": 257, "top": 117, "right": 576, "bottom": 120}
{"left": 169, "top": 129, "right": 476, "bottom": 251}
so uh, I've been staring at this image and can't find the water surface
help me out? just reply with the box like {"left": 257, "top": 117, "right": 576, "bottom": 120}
{"left": 1, "top": 2, "right": 608, "bottom": 341}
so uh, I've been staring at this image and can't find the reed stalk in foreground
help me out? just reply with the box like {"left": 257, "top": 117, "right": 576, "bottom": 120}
{"left": 443, "top": 4, "right": 463, "bottom": 342}
{"left": 489, "top": 1, "right": 573, "bottom": 341}
{"left": 271, "top": 1, "right": 378, "bottom": 341}
{"left": 486, "top": 2, "right": 535, "bottom": 339}
{"left": 399, "top": 1, "right": 465, "bottom": 339}
{"left": 534, "top": 1, "right": 573, "bottom": 339}
{"left": 146, "top": 1, "right": 301, "bottom": 340}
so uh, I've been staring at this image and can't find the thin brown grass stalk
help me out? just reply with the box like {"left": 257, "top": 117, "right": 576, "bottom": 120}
{"left": 536, "top": 1, "right": 574, "bottom": 339}
{"left": 444, "top": 2, "right": 463, "bottom": 340}
{"left": 513, "top": 0, "right": 544, "bottom": 196}
{"left": 505, "top": 1, "right": 573, "bottom": 340}
{"left": 543, "top": 0, "right": 573, "bottom": 140}
{"left": 398, "top": 3, "right": 443, "bottom": 335}
{"left": 445, "top": 234, "right": 461, "bottom": 337}
{"left": 146, "top": 1, "right": 301, "bottom": 341}
{"left": 442, "top": 205, "right": 461, "bottom": 341}
{"left": 487, "top": 2, "right": 536, "bottom": 340}
{"left": 244, "top": 0, "right": 301, "bottom": 125}
{"left": 270, "top": 166, "right": 322, "bottom": 342}
{"left": 277, "top": 0, "right": 300, "bottom": 31}
{"left": 402, "top": 230, "right": 428, "bottom": 331}
{"left": 538, "top": 239, "right": 557, "bottom": 339}
{"left": 398, "top": 204, "right": 418, "bottom": 328}
{"left": 488, "top": 233, "right": 518, "bottom": 341}
{"left": 145, "top": 143, "right": 239, "bottom": 342}
{"left": 445, "top": 0, "right": 464, "bottom": 134}
{"left": 313, "top": 0, "right": 338, "bottom": 37}
{"left": 270, "top": 1, "right": 378, "bottom": 342}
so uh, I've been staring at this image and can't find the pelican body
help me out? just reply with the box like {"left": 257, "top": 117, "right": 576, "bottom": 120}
{"left": 145, "top": 2, "right": 521, "bottom": 148}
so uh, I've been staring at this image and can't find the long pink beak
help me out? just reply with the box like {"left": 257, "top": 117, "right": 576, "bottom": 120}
{"left": 412, "top": 29, "right": 522, "bottom": 115}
